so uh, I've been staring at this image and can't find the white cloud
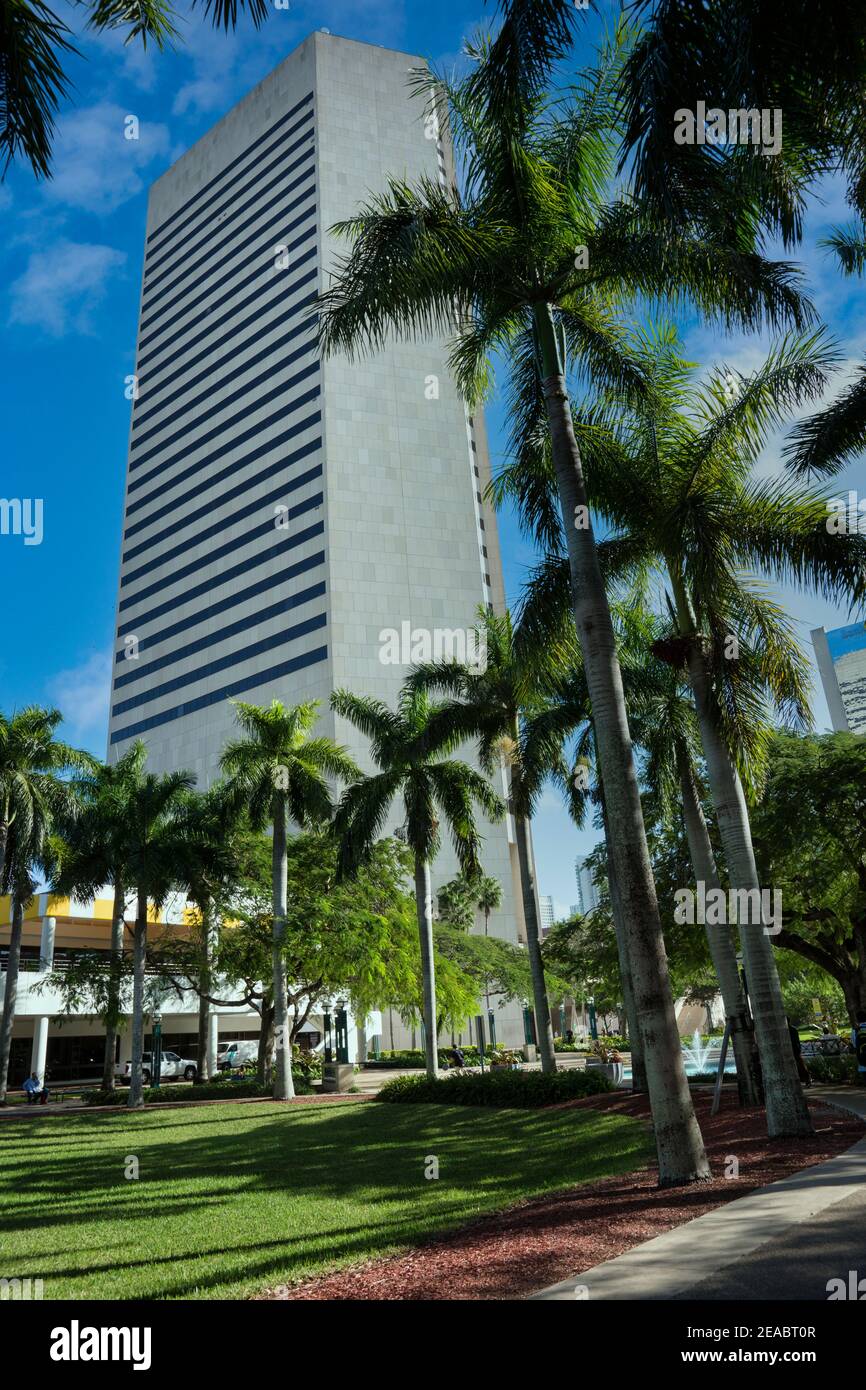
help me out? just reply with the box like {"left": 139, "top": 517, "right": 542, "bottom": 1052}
{"left": 9, "top": 239, "right": 126, "bottom": 336}
{"left": 42, "top": 102, "right": 171, "bottom": 215}
{"left": 46, "top": 649, "right": 112, "bottom": 754}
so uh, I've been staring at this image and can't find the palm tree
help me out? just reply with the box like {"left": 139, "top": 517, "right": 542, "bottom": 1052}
{"left": 51, "top": 741, "right": 148, "bottom": 1091}
{"left": 0, "top": 707, "right": 92, "bottom": 1102}
{"left": 506, "top": 325, "right": 866, "bottom": 1134}
{"left": 175, "top": 786, "right": 247, "bottom": 1082}
{"left": 123, "top": 769, "right": 197, "bottom": 1108}
{"left": 406, "top": 608, "right": 562, "bottom": 1072}
{"left": 786, "top": 228, "right": 866, "bottom": 479}
{"left": 619, "top": 0, "right": 866, "bottom": 243}
{"left": 622, "top": 618, "right": 762, "bottom": 1105}
{"left": 474, "top": 874, "right": 502, "bottom": 939}
{"left": 331, "top": 687, "right": 505, "bottom": 1080}
{"left": 473, "top": 872, "right": 502, "bottom": 1026}
{"left": 1, "top": 0, "right": 269, "bottom": 178}
{"left": 316, "top": 6, "right": 811, "bottom": 1182}
{"left": 220, "top": 700, "right": 358, "bottom": 1101}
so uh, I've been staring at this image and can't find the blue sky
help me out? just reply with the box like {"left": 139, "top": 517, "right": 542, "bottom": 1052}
{"left": 2, "top": 0, "right": 864, "bottom": 914}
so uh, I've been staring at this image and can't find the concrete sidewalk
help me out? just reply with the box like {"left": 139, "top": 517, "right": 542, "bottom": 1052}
{"left": 532, "top": 1088, "right": 866, "bottom": 1301}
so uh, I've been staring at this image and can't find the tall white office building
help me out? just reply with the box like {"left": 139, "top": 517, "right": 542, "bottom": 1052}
{"left": 812, "top": 623, "right": 866, "bottom": 734}
{"left": 107, "top": 32, "right": 530, "bottom": 1043}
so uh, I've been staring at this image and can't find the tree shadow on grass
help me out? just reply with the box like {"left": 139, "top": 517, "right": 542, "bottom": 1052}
{"left": 0, "top": 1102, "right": 651, "bottom": 1298}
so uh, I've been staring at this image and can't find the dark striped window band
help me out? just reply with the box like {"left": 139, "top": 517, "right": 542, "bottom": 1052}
{"left": 117, "top": 548, "right": 326, "bottom": 635}
{"left": 109, "top": 644, "right": 328, "bottom": 744}
{"left": 123, "top": 465, "right": 324, "bottom": 569}
{"left": 114, "top": 583, "right": 327, "bottom": 685}
{"left": 137, "top": 209, "right": 317, "bottom": 353}
{"left": 146, "top": 92, "right": 314, "bottom": 253}
{"left": 127, "top": 410, "right": 322, "bottom": 519}
{"left": 131, "top": 320, "right": 316, "bottom": 440}
{"left": 123, "top": 489, "right": 323, "bottom": 590}
{"left": 126, "top": 432, "right": 321, "bottom": 539}
{"left": 142, "top": 122, "right": 315, "bottom": 297}
{"left": 139, "top": 165, "right": 316, "bottom": 331}
{"left": 135, "top": 275, "right": 317, "bottom": 391}
{"left": 127, "top": 394, "right": 321, "bottom": 510}
{"left": 129, "top": 355, "right": 320, "bottom": 473}
{"left": 112, "top": 613, "right": 328, "bottom": 716}
{"left": 118, "top": 519, "right": 325, "bottom": 612}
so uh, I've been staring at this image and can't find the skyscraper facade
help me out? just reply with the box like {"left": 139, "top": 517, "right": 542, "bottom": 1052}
{"left": 107, "top": 32, "right": 529, "bottom": 1041}
{"left": 574, "top": 854, "right": 599, "bottom": 916}
{"left": 812, "top": 623, "right": 866, "bottom": 734}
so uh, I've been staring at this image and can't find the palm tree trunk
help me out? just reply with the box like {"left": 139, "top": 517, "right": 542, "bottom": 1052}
{"left": 0, "top": 821, "right": 7, "bottom": 901}
{"left": 196, "top": 903, "right": 215, "bottom": 1084}
{"left": 514, "top": 811, "right": 557, "bottom": 1073}
{"left": 534, "top": 302, "right": 709, "bottom": 1185}
{"left": 677, "top": 748, "right": 761, "bottom": 1107}
{"left": 0, "top": 893, "right": 24, "bottom": 1103}
{"left": 414, "top": 854, "right": 439, "bottom": 1078}
{"left": 102, "top": 880, "right": 126, "bottom": 1092}
{"left": 271, "top": 798, "right": 295, "bottom": 1101}
{"left": 257, "top": 998, "right": 274, "bottom": 1086}
{"left": 681, "top": 637, "right": 811, "bottom": 1136}
{"left": 127, "top": 888, "right": 148, "bottom": 1110}
{"left": 602, "top": 807, "right": 647, "bottom": 1093}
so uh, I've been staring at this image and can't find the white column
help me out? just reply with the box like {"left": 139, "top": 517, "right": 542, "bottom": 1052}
{"left": 39, "top": 916, "right": 56, "bottom": 970}
{"left": 207, "top": 1012, "right": 219, "bottom": 1075}
{"left": 30, "top": 1016, "right": 49, "bottom": 1080}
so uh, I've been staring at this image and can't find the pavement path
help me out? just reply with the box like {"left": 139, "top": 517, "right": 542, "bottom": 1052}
{"left": 532, "top": 1087, "right": 866, "bottom": 1301}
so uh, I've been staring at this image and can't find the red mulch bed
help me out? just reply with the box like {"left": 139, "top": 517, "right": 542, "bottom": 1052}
{"left": 254, "top": 1090, "right": 864, "bottom": 1302}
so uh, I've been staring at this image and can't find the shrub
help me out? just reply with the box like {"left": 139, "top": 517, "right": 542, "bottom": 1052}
{"left": 367, "top": 1046, "right": 489, "bottom": 1069}
{"left": 293, "top": 1046, "right": 323, "bottom": 1082}
{"left": 375, "top": 1066, "right": 613, "bottom": 1108}
{"left": 806, "top": 1054, "right": 858, "bottom": 1086}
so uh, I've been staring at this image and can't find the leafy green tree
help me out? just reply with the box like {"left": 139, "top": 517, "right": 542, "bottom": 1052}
{"left": 331, "top": 688, "right": 504, "bottom": 1079}
{"left": 750, "top": 732, "right": 866, "bottom": 1024}
{"left": 434, "top": 869, "right": 553, "bottom": 1029}
{"left": 220, "top": 700, "right": 358, "bottom": 1100}
{"left": 0, "top": 707, "right": 92, "bottom": 1102}
{"left": 154, "top": 831, "right": 478, "bottom": 1077}
{"left": 474, "top": 873, "right": 503, "bottom": 937}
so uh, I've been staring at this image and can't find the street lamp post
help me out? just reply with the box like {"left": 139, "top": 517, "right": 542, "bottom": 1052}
{"left": 152, "top": 1014, "right": 163, "bottom": 1090}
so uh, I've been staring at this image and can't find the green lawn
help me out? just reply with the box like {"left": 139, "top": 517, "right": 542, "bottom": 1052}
{"left": 0, "top": 1099, "right": 651, "bottom": 1299}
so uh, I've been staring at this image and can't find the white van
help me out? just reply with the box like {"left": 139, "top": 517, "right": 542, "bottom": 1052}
{"left": 216, "top": 1040, "right": 259, "bottom": 1071}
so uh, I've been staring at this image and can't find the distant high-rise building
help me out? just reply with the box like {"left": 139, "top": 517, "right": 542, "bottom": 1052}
{"left": 812, "top": 623, "right": 866, "bottom": 734}
{"left": 575, "top": 854, "right": 599, "bottom": 915}
{"left": 539, "top": 896, "right": 556, "bottom": 935}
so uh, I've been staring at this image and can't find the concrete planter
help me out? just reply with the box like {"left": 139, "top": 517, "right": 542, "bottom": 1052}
{"left": 321, "top": 1062, "right": 354, "bottom": 1093}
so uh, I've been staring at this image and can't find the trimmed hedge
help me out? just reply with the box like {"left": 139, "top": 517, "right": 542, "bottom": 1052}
{"left": 370, "top": 1047, "right": 488, "bottom": 1070}
{"left": 375, "top": 1066, "right": 613, "bottom": 1108}
{"left": 85, "top": 1075, "right": 314, "bottom": 1106}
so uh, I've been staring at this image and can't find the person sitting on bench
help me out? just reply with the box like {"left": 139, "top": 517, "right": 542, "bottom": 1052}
{"left": 22, "top": 1072, "right": 50, "bottom": 1105}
